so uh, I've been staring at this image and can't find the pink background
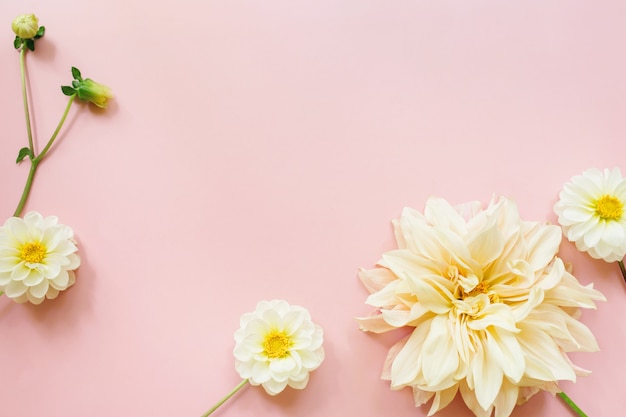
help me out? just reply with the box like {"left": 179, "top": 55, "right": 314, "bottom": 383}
{"left": 1, "top": 1, "right": 625, "bottom": 416}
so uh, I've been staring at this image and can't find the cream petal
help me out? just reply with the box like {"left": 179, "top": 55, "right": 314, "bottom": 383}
{"left": 390, "top": 324, "right": 429, "bottom": 387}
{"left": 468, "top": 303, "right": 518, "bottom": 333}
{"left": 10, "top": 263, "right": 31, "bottom": 281}
{"left": 26, "top": 291, "right": 45, "bottom": 305}
{"left": 511, "top": 286, "right": 544, "bottom": 322}
{"left": 472, "top": 343, "right": 504, "bottom": 411}
{"left": 6, "top": 217, "right": 30, "bottom": 242}
{"left": 287, "top": 373, "right": 309, "bottom": 389}
{"left": 382, "top": 335, "right": 409, "bottom": 381}
{"left": 560, "top": 207, "right": 593, "bottom": 223}
{"left": 29, "top": 279, "right": 49, "bottom": 299}
{"left": 380, "top": 309, "right": 413, "bottom": 328}
{"left": 284, "top": 311, "right": 306, "bottom": 336}
{"left": 421, "top": 315, "right": 459, "bottom": 387}
{"left": 600, "top": 220, "right": 626, "bottom": 247}
{"left": 427, "top": 385, "right": 458, "bottom": 416}
{"left": 41, "top": 226, "right": 64, "bottom": 250}
{"left": 0, "top": 273, "right": 11, "bottom": 286}
{"left": 466, "top": 218, "right": 504, "bottom": 267}
{"left": 261, "top": 378, "right": 288, "bottom": 396}
{"left": 407, "top": 275, "right": 453, "bottom": 315}
{"left": 67, "top": 270, "right": 76, "bottom": 287}
{"left": 493, "top": 379, "right": 519, "bottom": 417}
{"left": 424, "top": 197, "right": 468, "bottom": 235}
{"left": 382, "top": 250, "right": 437, "bottom": 281}
{"left": 517, "top": 323, "right": 576, "bottom": 382}
{"left": 45, "top": 287, "right": 59, "bottom": 300}
{"left": 582, "top": 220, "right": 604, "bottom": 248}
{"left": 459, "top": 380, "right": 493, "bottom": 417}
{"left": 356, "top": 314, "right": 398, "bottom": 333}
{"left": 358, "top": 267, "right": 398, "bottom": 294}
{"left": 269, "top": 357, "right": 296, "bottom": 379}
{"left": 50, "top": 269, "right": 70, "bottom": 290}
{"left": 66, "top": 253, "right": 81, "bottom": 270}
{"left": 605, "top": 167, "right": 625, "bottom": 190}
{"left": 23, "top": 269, "right": 45, "bottom": 286}
{"left": 526, "top": 225, "right": 561, "bottom": 270}
{"left": 249, "top": 360, "right": 272, "bottom": 383}
{"left": 412, "top": 387, "right": 435, "bottom": 407}
{"left": 485, "top": 328, "right": 524, "bottom": 382}
{"left": 4, "top": 279, "right": 27, "bottom": 297}
{"left": 537, "top": 258, "right": 564, "bottom": 291}
{"left": 0, "top": 255, "right": 20, "bottom": 272}
{"left": 543, "top": 272, "right": 605, "bottom": 308}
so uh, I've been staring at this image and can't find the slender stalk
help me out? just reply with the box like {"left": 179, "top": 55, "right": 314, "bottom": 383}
{"left": 201, "top": 379, "right": 248, "bottom": 417}
{"left": 19, "top": 47, "right": 34, "bottom": 153}
{"left": 13, "top": 160, "right": 38, "bottom": 217}
{"left": 13, "top": 95, "right": 76, "bottom": 217}
{"left": 34, "top": 95, "right": 75, "bottom": 163}
{"left": 618, "top": 260, "right": 626, "bottom": 284}
{"left": 558, "top": 391, "right": 587, "bottom": 417}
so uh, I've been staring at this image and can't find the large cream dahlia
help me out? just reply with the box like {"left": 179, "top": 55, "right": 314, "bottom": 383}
{"left": 358, "top": 197, "right": 605, "bottom": 417}
{"left": 0, "top": 211, "right": 80, "bottom": 304}
{"left": 554, "top": 167, "right": 626, "bottom": 263}
{"left": 234, "top": 300, "right": 325, "bottom": 396}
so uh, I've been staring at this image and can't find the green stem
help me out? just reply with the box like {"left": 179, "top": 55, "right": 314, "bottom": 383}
{"left": 618, "top": 260, "right": 626, "bottom": 284}
{"left": 34, "top": 95, "right": 75, "bottom": 163}
{"left": 13, "top": 159, "right": 39, "bottom": 217}
{"left": 558, "top": 391, "right": 587, "bottom": 417}
{"left": 13, "top": 95, "right": 75, "bottom": 218}
{"left": 19, "top": 47, "right": 34, "bottom": 153}
{"left": 201, "top": 379, "right": 248, "bottom": 417}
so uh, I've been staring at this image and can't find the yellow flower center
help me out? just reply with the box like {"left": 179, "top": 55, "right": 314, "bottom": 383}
{"left": 263, "top": 329, "right": 294, "bottom": 359}
{"left": 595, "top": 195, "right": 624, "bottom": 220}
{"left": 465, "top": 281, "right": 488, "bottom": 297}
{"left": 20, "top": 241, "right": 46, "bottom": 264}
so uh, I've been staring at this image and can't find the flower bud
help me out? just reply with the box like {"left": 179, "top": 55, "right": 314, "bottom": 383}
{"left": 12, "top": 14, "right": 39, "bottom": 39}
{"left": 75, "top": 78, "right": 113, "bottom": 108}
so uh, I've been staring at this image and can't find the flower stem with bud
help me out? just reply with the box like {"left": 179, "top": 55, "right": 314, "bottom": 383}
{"left": 13, "top": 47, "right": 77, "bottom": 217}
{"left": 201, "top": 379, "right": 248, "bottom": 417}
{"left": 11, "top": 15, "right": 110, "bottom": 218}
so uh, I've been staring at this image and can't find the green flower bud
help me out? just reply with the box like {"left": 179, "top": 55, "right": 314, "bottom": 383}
{"left": 12, "top": 14, "right": 39, "bottom": 39}
{"left": 75, "top": 78, "right": 113, "bottom": 108}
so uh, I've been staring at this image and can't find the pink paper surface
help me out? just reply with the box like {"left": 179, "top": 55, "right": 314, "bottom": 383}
{"left": 1, "top": 1, "right": 625, "bottom": 416}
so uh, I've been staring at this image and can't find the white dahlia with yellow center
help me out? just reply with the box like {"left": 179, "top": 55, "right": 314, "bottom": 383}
{"left": 0, "top": 211, "right": 80, "bottom": 304}
{"left": 358, "top": 196, "right": 605, "bottom": 417}
{"left": 554, "top": 167, "right": 626, "bottom": 263}
{"left": 234, "top": 300, "right": 324, "bottom": 396}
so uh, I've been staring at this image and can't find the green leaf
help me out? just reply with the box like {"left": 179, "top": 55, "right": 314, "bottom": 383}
{"left": 72, "top": 80, "right": 80, "bottom": 88}
{"left": 13, "top": 37, "right": 22, "bottom": 49}
{"left": 16, "top": 147, "right": 33, "bottom": 163}
{"left": 71, "top": 67, "right": 82, "bottom": 81}
{"left": 25, "top": 39, "right": 35, "bottom": 51}
{"left": 61, "top": 86, "right": 76, "bottom": 96}
{"left": 34, "top": 26, "right": 45, "bottom": 39}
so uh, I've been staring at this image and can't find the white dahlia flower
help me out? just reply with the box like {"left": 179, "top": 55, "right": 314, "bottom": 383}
{"left": 234, "top": 300, "right": 324, "bottom": 396}
{"left": 358, "top": 196, "right": 605, "bottom": 417}
{"left": 0, "top": 211, "right": 80, "bottom": 304}
{"left": 554, "top": 167, "right": 626, "bottom": 262}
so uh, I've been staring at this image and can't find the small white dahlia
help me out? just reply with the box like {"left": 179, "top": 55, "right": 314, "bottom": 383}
{"left": 234, "top": 300, "right": 324, "bottom": 396}
{"left": 358, "top": 196, "right": 605, "bottom": 417}
{"left": 0, "top": 211, "right": 80, "bottom": 304}
{"left": 554, "top": 167, "right": 626, "bottom": 262}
